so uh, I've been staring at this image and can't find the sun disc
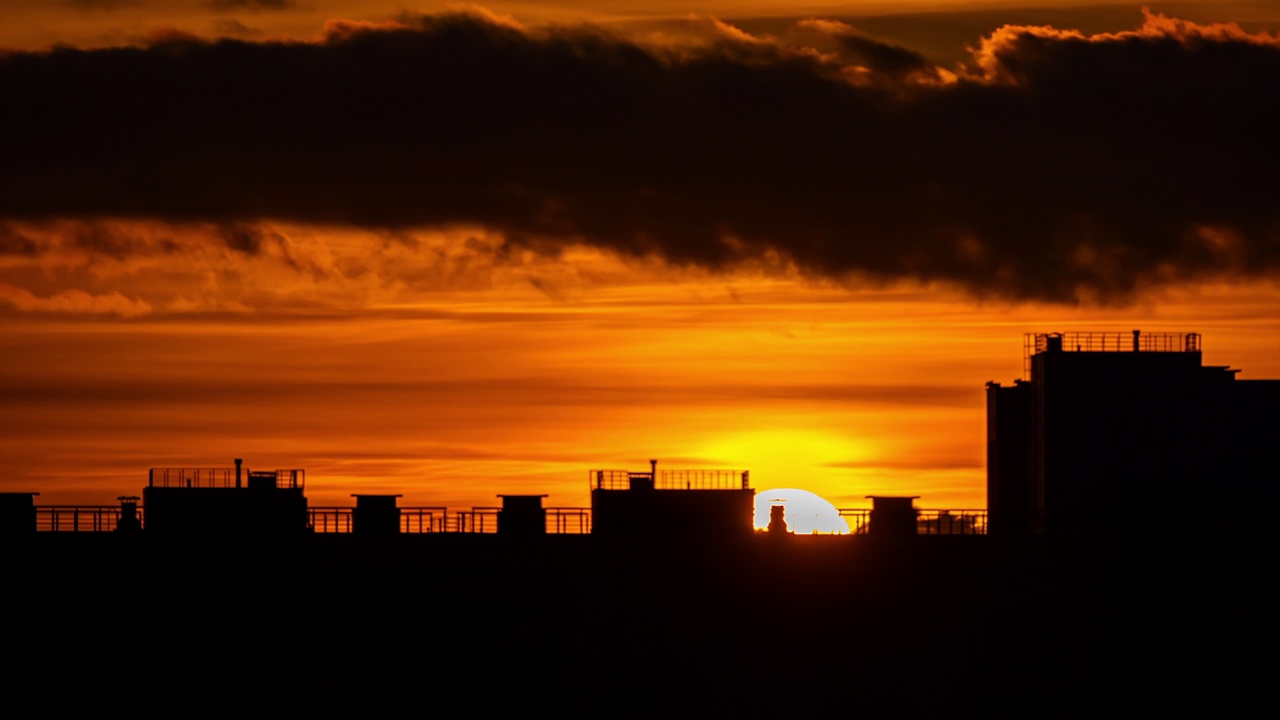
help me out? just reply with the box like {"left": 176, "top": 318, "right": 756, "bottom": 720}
{"left": 753, "top": 488, "right": 850, "bottom": 534}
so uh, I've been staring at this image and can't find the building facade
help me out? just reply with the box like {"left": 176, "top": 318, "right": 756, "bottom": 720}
{"left": 987, "top": 331, "right": 1277, "bottom": 536}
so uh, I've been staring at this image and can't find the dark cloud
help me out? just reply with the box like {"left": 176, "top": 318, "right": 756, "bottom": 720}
{"left": 68, "top": 222, "right": 149, "bottom": 258}
{"left": 0, "top": 226, "right": 39, "bottom": 256}
{"left": 0, "top": 10, "right": 1276, "bottom": 303}
{"left": 208, "top": 0, "right": 297, "bottom": 10}
{"left": 836, "top": 32, "right": 933, "bottom": 75}
{"left": 0, "top": 221, "right": 181, "bottom": 258}
{"left": 66, "top": 0, "right": 137, "bottom": 9}
{"left": 218, "top": 223, "right": 271, "bottom": 253}
{"left": 794, "top": 19, "right": 938, "bottom": 78}
{"left": 213, "top": 19, "right": 265, "bottom": 39}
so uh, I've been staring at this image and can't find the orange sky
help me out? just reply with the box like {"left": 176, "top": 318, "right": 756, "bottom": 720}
{"left": 2, "top": 223, "right": 1275, "bottom": 508}
{"left": 1, "top": 2, "right": 1277, "bottom": 511}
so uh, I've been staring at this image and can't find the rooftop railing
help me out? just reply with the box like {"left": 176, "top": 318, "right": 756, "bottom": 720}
{"left": 148, "top": 468, "right": 305, "bottom": 489}
{"left": 28, "top": 504, "right": 982, "bottom": 536}
{"left": 309, "top": 506, "right": 455, "bottom": 534}
{"left": 1023, "top": 331, "right": 1200, "bottom": 377}
{"left": 307, "top": 506, "right": 590, "bottom": 534}
{"left": 258, "top": 469, "right": 305, "bottom": 490}
{"left": 836, "top": 508, "right": 988, "bottom": 535}
{"left": 547, "top": 507, "right": 591, "bottom": 534}
{"left": 309, "top": 507, "right": 353, "bottom": 533}
{"left": 591, "top": 469, "right": 750, "bottom": 491}
{"left": 917, "top": 510, "right": 987, "bottom": 536}
{"left": 457, "top": 507, "right": 500, "bottom": 534}
{"left": 402, "top": 507, "right": 450, "bottom": 533}
{"left": 838, "top": 509, "right": 872, "bottom": 534}
{"left": 149, "top": 468, "right": 234, "bottom": 489}
{"left": 36, "top": 506, "right": 134, "bottom": 533}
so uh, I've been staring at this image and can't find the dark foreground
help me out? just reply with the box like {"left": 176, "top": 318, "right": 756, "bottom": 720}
{"left": 2, "top": 532, "right": 1271, "bottom": 718}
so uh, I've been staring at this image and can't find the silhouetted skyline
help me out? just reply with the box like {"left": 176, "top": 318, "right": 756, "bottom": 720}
{"left": 7, "top": 329, "right": 1273, "bottom": 541}
{"left": 1, "top": 2, "right": 1276, "bottom": 521}
{"left": 9, "top": 329, "right": 1273, "bottom": 720}
{"left": 3, "top": 4, "right": 1276, "bottom": 715}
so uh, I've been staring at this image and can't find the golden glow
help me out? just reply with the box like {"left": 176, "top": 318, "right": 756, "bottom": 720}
{"left": 703, "top": 429, "right": 873, "bottom": 507}
{"left": 2, "top": 221, "right": 1274, "bottom": 510}
{"left": 754, "top": 488, "right": 850, "bottom": 534}
{"left": 1, "top": 0, "right": 1277, "bottom": 510}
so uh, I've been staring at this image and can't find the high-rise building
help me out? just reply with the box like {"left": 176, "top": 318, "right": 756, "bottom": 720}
{"left": 986, "top": 331, "right": 1277, "bottom": 536}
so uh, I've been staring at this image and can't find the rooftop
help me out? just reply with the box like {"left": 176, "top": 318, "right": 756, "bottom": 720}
{"left": 148, "top": 467, "right": 305, "bottom": 490}
{"left": 1023, "top": 331, "right": 1200, "bottom": 377}
{"left": 590, "top": 468, "right": 750, "bottom": 491}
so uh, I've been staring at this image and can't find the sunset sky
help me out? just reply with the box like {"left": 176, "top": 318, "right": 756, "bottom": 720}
{"left": 1, "top": 1, "right": 1276, "bottom": 511}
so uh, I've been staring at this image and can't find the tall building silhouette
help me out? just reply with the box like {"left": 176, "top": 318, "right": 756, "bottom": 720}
{"left": 986, "top": 331, "right": 1278, "bottom": 536}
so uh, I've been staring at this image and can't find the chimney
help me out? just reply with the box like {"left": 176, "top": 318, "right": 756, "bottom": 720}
{"left": 235, "top": 458, "right": 243, "bottom": 488}
{"left": 1133, "top": 329, "right": 1141, "bottom": 352}
{"left": 768, "top": 504, "right": 788, "bottom": 534}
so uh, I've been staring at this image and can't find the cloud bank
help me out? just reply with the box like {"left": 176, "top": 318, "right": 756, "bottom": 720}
{"left": 1, "top": 9, "right": 1276, "bottom": 302}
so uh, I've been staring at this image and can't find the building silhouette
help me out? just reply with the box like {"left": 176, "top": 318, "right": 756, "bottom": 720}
{"left": 142, "top": 458, "right": 308, "bottom": 533}
{"left": 589, "top": 460, "right": 755, "bottom": 540}
{"left": 2, "top": 331, "right": 1274, "bottom": 717}
{"left": 866, "top": 495, "right": 919, "bottom": 537}
{"left": 987, "top": 331, "right": 1278, "bottom": 536}
{"left": 0, "top": 493, "right": 37, "bottom": 535}
{"left": 5, "top": 330, "right": 1272, "bottom": 541}
{"left": 351, "top": 494, "right": 402, "bottom": 535}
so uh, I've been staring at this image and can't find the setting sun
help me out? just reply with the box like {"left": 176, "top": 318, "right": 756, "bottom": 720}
{"left": 753, "top": 487, "right": 851, "bottom": 534}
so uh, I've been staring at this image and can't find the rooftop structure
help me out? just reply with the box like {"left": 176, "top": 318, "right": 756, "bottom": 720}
{"left": 0, "top": 493, "right": 38, "bottom": 535}
{"left": 143, "top": 458, "right": 308, "bottom": 533}
{"left": 590, "top": 459, "right": 755, "bottom": 539}
{"left": 7, "top": 458, "right": 988, "bottom": 538}
{"left": 989, "top": 330, "right": 1278, "bottom": 536}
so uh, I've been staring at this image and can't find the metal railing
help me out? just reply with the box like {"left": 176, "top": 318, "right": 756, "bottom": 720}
{"left": 256, "top": 469, "right": 305, "bottom": 490}
{"left": 591, "top": 469, "right": 750, "bottom": 491}
{"left": 917, "top": 510, "right": 987, "bottom": 535}
{"left": 36, "top": 506, "right": 132, "bottom": 532}
{"left": 838, "top": 509, "right": 872, "bottom": 535}
{"left": 547, "top": 507, "right": 591, "bottom": 534}
{"left": 308, "top": 506, "right": 591, "bottom": 534}
{"left": 309, "top": 507, "right": 353, "bottom": 533}
{"left": 591, "top": 470, "right": 651, "bottom": 490}
{"left": 836, "top": 508, "right": 988, "bottom": 535}
{"left": 30, "top": 504, "right": 984, "bottom": 536}
{"left": 147, "top": 467, "right": 304, "bottom": 489}
{"left": 309, "top": 506, "right": 453, "bottom": 534}
{"left": 456, "top": 507, "right": 501, "bottom": 533}
{"left": 149, "top": 468, "right": 235, "bottom": 489}
{"left": 1023, "top": 332, "right": 1200, "bottom": 378}
{"left": 401, "top": 507, "right": 449, "bottom": 533}
{"left": 661, "top": 470, "right": 749, "bottom": 490}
